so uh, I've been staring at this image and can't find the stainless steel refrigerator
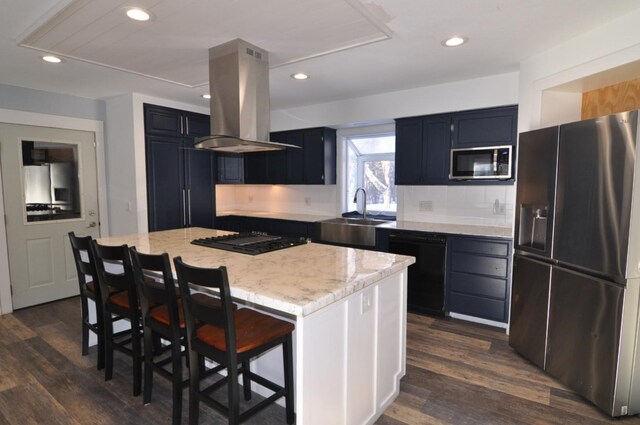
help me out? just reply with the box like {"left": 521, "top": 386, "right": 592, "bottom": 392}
{"left": 510, "top": 110, "right": 640, "bottom": 417}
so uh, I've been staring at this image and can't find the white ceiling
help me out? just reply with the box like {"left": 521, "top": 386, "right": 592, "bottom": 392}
{"left": 1, "top": 0, "right": 640, "bottom": 111}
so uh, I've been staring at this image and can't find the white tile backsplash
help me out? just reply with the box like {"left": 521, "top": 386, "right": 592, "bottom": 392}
{"left": 398, "top": 185, "right": 514, "bottom": 227}
{"left": 218, "top": 183, "right": 514, "bottom": 228}
{"left": 216, "top": 185, "right": 338, "bottom": 216}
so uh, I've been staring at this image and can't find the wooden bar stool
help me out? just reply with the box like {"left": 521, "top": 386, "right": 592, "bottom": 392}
{"left": 130, "top": 248, "right": 186, "bottom": 425}
{"left": 130, "top": 248, "right": 235, "bottom": 425}
{"left": 173, "top": 257, "right": 295, "bottom": 425}
{"left": 68, "top": 232, "right": 105, "bottom": 370}
{"left": 90, "top": 240, "right": 143, "bottom": 397}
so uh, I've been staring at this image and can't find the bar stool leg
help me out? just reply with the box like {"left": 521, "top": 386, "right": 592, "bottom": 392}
{"left": 143, "top": 327, "right": 154, "bottom": 405}
{"left": 132, "top": 318, "right": 142, "bottom": 396}
{"left": 242, "top": 361, "right": 251, "bottom": 401}
{"left": 227, "top": 361, "right": 240, "bottom": 425}
{"left": 103, "top": 311, "right": 114, "bottom": 381}
{"left": 171, "top": 338, "right": 183, "bottom": 425}
{"left": 188, "top": 351, "right": 201, "bottom": 425}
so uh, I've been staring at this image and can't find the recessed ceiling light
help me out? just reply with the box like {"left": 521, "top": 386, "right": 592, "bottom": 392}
{"left": 291, "top": 73, "right": 309, "bottom": 80}
{"left": 442, "top": 36, "right": 468, "bottom": 47}
{"left": 201, "top": 94, "right": 211, "bottom": 99}
{"left": 42, "top": 55, "right": 62, "bottom": 63}
{"left": 126, "top": 8, "right": 151, "bottom": 21}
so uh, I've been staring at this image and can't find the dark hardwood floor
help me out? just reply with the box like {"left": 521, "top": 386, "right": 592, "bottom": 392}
{"left": 1, "top": 297, "right": 639, "bottom": 424}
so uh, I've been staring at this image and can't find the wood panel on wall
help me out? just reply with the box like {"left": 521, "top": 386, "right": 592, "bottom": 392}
{"left": 582, "top": 77, "right": 640, "bottom": 120}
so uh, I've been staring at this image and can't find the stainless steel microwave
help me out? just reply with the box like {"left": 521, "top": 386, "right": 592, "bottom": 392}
{"left": 449, "top": 145, "right": 512, "bottom": 180}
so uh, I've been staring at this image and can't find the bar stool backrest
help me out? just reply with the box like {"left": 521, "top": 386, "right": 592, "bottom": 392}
{"left": 90, "top": 241, "right": 137, "bottom": 311}
{"left": 173, "top": 257, "right": 237, "bottom": 358}
{"left": 68, "top": 232, "right": 98, "bottom": 297}
{"left": 130, "top": 248, "right": 180, "bottom": 334}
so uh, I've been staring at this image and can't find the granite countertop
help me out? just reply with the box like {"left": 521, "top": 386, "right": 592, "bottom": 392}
{"left": 379, "top": 220, "right": 513, "bottom": 238}
{"left": 217, "top": 209, "right": 513, "bottom": 239}
{"left": 98, "top": 228, "right": 415, "bottom": 317}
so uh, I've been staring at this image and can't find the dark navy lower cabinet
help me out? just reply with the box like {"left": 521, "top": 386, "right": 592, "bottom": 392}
{"left": 214, "top": 216, "right": 311, "bottom": 239}
{"left": 446, "top": 236, "right": 512, "bottom": 323}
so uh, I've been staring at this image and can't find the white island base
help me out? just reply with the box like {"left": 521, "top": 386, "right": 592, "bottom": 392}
{"left": 251, "top": 270, "right": 407, "bottom": 425}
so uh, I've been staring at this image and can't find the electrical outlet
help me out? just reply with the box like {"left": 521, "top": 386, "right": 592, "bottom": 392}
{"left": 304, "top": 197, "right": 311, "bottom": 206}
{"left": 419, "top": 200, "right": 433, "bottom": 212}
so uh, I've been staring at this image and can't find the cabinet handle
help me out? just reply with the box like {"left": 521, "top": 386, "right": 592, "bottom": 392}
{"left": 187, "top": 189, "right": 192, "bottom": 226}
{"left": 182, "top": 189, "right": 187, "bottom": 227}
{"left": 185, "top": 116, "right": 190, "bottom": 135}
{"left": 180, "top": 117, "right": 184, "bottom": 135}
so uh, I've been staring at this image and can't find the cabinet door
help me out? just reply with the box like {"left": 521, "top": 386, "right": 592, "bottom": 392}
{"left": 146, "top": 137, "right": 185, "bottom": 231}
{"left": 451, "top": 106, "right": 517, "bottom": 148}
{"left": 395, "top": 118, "right": 423, "bottom": 185}
{"left": 184, "top": 112, "right": 210, "bottom": 140}
{"left": 185, "top": 148, "right": 215, "bottom": 228}
{"left": 286, "top": 131, "right": 304, "bottom": 184}
{"left": 144, "top": 104, "right": 183, "bottom": 138}
{"left": 268, "top": 132, "right": 289, "bottom": 184}
{"left": 216, "top": 154, "right": 244, "bottom": 184}
{"left": 303, "top": 128, "right": 326, "bottom": 184}
{"left": 244, "top": 152, "right": 269, "bottom": 184}
{"left": 422, "top": 116, "right": 451, "bottom": 184}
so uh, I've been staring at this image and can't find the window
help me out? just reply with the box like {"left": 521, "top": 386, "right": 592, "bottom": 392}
{"left": 345, "top": 132, "right": 396, "bottom": 214}
{"left": 22, "top": 141, "right": 81, "bottom": 222}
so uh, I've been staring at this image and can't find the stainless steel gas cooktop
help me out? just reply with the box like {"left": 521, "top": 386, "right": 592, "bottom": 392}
{"left": 191, "top": 232, "right": 306, "bottom": 255}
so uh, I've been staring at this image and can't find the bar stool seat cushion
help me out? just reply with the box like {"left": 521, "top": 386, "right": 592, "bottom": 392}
{"left": 149, "top": 294, "right": 235, "bottom": 329}
{"left": 196, "top": 309, "right": 294, "bottom": 354}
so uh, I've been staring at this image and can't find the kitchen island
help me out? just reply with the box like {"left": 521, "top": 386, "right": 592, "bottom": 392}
{"left": 98, "top": 227, "right": 415, "bottom": 425}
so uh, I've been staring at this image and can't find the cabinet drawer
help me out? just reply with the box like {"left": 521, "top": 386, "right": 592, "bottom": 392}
{"left": 451, "top": 238, "right": 509, "bottom": 256}
{"left": 449, "top": 271, "right": 507, "bottom": 299}
{"left": 449, "top": 292, "right": 507, "bottom": 322}
{"left": 451, "top": 252, "right": 508, "bottom": 278}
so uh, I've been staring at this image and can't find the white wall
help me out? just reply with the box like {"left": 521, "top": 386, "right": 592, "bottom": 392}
{"left": 518, "top": 8, "right": 640, "bottom": 131}
{"left": 271, "top": 72, "right": 519, "bottom": 131}
{"left": 104, "top": 93, "right": 208, "bottom": 235}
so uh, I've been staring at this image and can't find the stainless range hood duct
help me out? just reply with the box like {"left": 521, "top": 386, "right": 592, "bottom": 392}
{"left": 194, "top": 39, "right": 300, "bottom": 153}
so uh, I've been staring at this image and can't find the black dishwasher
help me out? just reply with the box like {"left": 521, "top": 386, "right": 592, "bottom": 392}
{"left": 388, "top": 233, "right": 447, "bottom": 316}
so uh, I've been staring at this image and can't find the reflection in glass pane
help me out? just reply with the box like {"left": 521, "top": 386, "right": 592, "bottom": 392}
{"left": 22, "top": 141, "right": 81, "bottom": 222}
{"left": 363, "top": 160, "right": 396, "bottom": 211}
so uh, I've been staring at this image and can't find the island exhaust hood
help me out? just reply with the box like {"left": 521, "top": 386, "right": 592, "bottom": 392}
{"left": 194, "top": 39, "right": 300, "bottom": 153}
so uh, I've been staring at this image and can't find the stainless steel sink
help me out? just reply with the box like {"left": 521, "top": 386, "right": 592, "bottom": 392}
{"left": 317, "top": 217, "right": 390, "bottom": 247}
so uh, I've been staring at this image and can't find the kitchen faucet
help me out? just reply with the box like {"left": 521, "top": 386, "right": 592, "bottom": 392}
{"left": 353, "top": 187, "right": 367, "bottom": 220}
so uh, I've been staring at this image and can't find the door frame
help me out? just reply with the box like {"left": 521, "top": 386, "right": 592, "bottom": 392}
{"left": 0, "top": 108, "right": 108, "bottom": 315}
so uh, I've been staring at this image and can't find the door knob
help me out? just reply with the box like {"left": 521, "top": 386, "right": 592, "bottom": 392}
{"left": 88, "top": 221, "right": 97, "bottom": 228}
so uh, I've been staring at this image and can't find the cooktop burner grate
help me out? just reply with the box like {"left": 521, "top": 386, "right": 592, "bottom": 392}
{"left": 192, "top": 232, "right": 306, "bottom": 255}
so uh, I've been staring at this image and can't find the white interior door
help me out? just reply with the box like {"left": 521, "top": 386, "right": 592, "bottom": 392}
{"left": 0, "top": 123, "right": 100, "bottom": 309}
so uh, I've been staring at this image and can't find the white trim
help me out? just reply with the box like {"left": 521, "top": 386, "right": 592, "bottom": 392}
{"left": 0, "top": 108, "right": 107, "bottom": 315}
{"left": 448, "top": 312, "right": 508, "bottom": 330}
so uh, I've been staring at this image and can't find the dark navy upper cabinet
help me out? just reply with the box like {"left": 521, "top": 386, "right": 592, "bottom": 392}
{"left": 395, "top": 105, "right": 517, "bottom": 186}
{"left": 284, "top": 130, "right": 305, "bottom": 184}
{"left": 395, "top": 115, "right": 450, "bottom": 185}
{"left": 144, "top": 104, "right": 210, "bottom": 144}
{"left": 395, "top": 118, "right": 423, "bottom": 185}
{"left": 144, "top": 104, "right": 215, "bottom": 232}
{"left": 423, "top": 116, "right": 451, "bottom": 184}
{"left": 451, "top": 106, "right": 518, "bottom": 148}
{"left": 274, "top": 127, "right": 336, "bottom": 185}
